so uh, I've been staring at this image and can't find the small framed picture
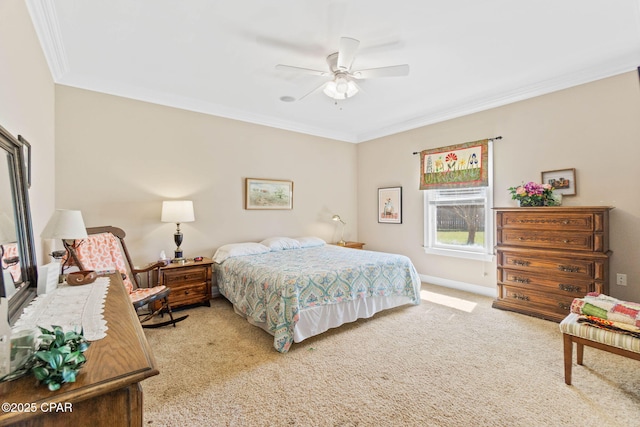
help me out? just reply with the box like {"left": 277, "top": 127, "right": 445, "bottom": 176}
{"left": 245, "top": 178, "right": 293, "bottom": 210}
{"left": 541, "top": 168, "right": 576, "bottom": 196}
{"left": 378, "top": 187, "right": 402, "bottom": 224}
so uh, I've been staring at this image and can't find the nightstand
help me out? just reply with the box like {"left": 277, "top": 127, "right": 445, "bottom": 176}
{"left": 157, "top": 257, "right": 213, "bottom": 309}
{"left": 332, "top": 241, "right": 365, "bottom": 250}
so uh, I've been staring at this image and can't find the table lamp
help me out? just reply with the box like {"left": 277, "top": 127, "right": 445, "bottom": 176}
{"left": 161, "top": 200, "right": 195, "bottom": 262}
{"left": 332, "top": 214, "right": 346, "bottom": 246}
{"left": 41, "top": 209, "right": 88, "bottom": 272}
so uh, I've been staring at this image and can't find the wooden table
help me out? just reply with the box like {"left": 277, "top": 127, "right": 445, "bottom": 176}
{"left": 0, "top": 274, "right": 159, "bottom": 426}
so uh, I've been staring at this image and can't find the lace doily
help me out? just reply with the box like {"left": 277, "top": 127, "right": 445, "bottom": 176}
{"left": 13, "top": 276, "right": 110, "bottom": 341}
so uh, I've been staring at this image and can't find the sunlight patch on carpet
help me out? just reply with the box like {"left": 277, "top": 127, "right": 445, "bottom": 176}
{"left": 420, "top": 290, "right": 477, "bottom": 312}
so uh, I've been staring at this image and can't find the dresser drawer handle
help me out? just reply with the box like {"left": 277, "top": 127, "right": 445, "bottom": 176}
{"left": 558, "top": 302, "right": 570, "bottom": 310}
{"left": 512, "top": 259, "right": 530, "bottom": 267}
{"left": 562, "top": 220, "right": 570, "bottom": 225}
{"left": 558, "top": 284, "right": 581, "bottom": 293}
{"left": 511, "top": 293, "right": 529, "bottom": 301}
{"left": 558, "top": 265, "right": 580, "bottom": 273}
{"left": 512, "top": 277, "right": 530, "bottom": 284}
{"left": 562, "top": 239, "right": 570, "bottom": 243}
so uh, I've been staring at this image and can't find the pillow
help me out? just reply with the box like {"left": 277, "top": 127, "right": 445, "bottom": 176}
{"left": 295, "top": 236, "right": 326, "bottom": 248}
{"left": 212, "top": 242, "right": 271, "bottom": 263}
{"left": 259, "top": 237, "right": 302, "bottom": 251}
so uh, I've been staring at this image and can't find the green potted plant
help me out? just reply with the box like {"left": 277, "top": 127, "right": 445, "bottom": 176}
{"left": 2, "top": 326, "right": 90, "bottom": 391}
{"left": 31, "top": 326, "right": 90, "bottom": 391}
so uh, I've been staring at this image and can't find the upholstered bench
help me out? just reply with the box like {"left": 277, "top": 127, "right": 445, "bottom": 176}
{"left": 560, "top": 313, "right": 640, "bottom": 385}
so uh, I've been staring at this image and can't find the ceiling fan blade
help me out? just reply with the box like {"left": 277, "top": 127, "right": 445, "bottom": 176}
{"left": 297, "top": 81, "right": 328, "bottom": 101}
{"left": 352, "top": 64, "right": 410, "bottom": 79}
{"left": 337, "top": 37, "right": 360, "bottom": 71}
{"left": 275, "top": 64, "right": 330, "bottom": 77}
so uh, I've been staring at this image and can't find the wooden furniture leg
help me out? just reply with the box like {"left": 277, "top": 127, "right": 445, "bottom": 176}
{"left": 576, "top": 342, "right": 584, "bottom": 365}
{"left": 563, "top": 333, "right": 573, "bottom": 385}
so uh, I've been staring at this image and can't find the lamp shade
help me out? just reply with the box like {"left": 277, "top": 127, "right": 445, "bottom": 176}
{"left": 161, "top": 201, "right": 195, "bottom": 223}
{"left": 332, "top": 214, "right": 346, "bottom": 225}
{"left": 41, "top": 209, "right": 88, "bottom": 240}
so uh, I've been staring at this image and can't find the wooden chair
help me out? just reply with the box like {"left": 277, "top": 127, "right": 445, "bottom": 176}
{"left": 66, "top": 226, "right": 187, "bottom": 328}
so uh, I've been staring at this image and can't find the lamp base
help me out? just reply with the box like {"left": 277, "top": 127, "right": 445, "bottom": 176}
{"left": 337, "top": 239, "right": 346, "bottom": 246}
{"left": 171, "top": 249, "right": 185, "bottom": 263}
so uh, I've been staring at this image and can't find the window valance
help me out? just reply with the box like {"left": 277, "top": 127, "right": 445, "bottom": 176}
{"left": 419, "top": 139, "right": 489, "bottom": 190}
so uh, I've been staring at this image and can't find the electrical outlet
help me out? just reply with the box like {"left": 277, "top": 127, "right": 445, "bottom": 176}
{"left": 616, "top": 273, "right": 627, "bottom": 286}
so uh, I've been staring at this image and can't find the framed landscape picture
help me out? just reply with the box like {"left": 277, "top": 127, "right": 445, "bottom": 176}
{"left": 541, "top": 168, "right": 576, "bottom": 196}
{"left": 245, "top": 178, "right": 293, "bottom": 210}
{"left": 378, "top": 187, "right": 402, "bottom": 224}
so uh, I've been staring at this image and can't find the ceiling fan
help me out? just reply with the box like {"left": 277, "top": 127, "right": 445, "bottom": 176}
{"left": 275, "top": 37, "right": 409, "bottom": 101}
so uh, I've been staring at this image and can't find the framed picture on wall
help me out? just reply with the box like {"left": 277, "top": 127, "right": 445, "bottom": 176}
{"left": 541, "top": 168, "right": 576, "bottom": 196}
{"left": 245, "top": 178, "right": 293, "bottom": 210}
{"left": 378, "top": 187, "right": 402, "bottom": 224}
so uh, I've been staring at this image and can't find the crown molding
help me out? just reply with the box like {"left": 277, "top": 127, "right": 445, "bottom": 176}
{"left": 26, "top": 0, "right": 69, "bottom": 81}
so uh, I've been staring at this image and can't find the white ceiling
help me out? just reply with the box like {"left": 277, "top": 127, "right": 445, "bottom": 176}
{"left": 27, "top": 0, "right": 640, "bottom": 143}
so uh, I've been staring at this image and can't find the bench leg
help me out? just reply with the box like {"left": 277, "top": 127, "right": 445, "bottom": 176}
{"left": 563, "top": 333, "right": 573, "bottom": 385}
{"left": 576, "top": 342, "right": 584, "bottom": 365}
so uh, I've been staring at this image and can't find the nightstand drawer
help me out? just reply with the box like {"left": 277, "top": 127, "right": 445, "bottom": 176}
{"left": 168, "top": 282, "right": 208, "bottom": 306}
{"left": 163, "top": 267, "right": 208, "bottom": 285}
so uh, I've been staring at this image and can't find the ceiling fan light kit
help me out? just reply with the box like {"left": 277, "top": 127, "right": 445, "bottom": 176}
{"left": 276, "top": 36, "right": 409, "bottom": 102}
{"left": 323, "top": 74, "right": 359, "bottom": 100}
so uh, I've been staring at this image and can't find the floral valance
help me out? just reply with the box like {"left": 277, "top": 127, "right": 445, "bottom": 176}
{"left": 419, "top": 139, "right": 489, "bottom": 190}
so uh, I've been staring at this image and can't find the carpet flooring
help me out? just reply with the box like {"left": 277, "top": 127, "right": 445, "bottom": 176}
{"left": 142, "top": 284, "right": 640, "bottom": 426}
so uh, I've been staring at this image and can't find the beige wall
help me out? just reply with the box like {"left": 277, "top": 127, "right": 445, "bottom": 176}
{"left": 0, "top": 0, "right": 56, "bottom": 264}
{"left": 357, "top": 71, "right": 640, "bottom": 300}
{"left": 55, "top": 86, "right": 358, "bottom": 265}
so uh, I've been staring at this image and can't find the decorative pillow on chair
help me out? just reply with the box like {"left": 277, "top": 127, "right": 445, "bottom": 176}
{"left": 259, "top": 237, "right": 302, "bottom": 251}
{"left": 212, "top": 242, "right": 271, "bottom": 263}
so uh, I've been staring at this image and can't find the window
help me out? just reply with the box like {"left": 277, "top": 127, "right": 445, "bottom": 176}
{"left": 423, "top": 188, "right": 493, "bottom": 261}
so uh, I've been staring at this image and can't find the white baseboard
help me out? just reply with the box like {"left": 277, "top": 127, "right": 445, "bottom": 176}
{"left": 419, "top": 274, "right": 497, "bottom": 298}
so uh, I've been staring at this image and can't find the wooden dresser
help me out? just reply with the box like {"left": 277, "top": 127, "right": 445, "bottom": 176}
{"left": 493, "top": 206, "right": 613, "bottom": 322}
{"left": 0, "top": 273, "right": 158, "bottom": 426}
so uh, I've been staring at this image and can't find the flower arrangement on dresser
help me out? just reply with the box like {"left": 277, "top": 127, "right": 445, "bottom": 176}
{"left": 508, "top": 181, "right": 560, "bottom": 206}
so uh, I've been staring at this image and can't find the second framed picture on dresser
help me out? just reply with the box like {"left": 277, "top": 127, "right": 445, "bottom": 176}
{"left": 378, "top": 187, "right": 402, "bottom": 224}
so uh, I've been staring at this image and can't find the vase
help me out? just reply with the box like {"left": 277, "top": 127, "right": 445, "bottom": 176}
{"left": 518, "top": 200, "right": 544, "bottom": 207}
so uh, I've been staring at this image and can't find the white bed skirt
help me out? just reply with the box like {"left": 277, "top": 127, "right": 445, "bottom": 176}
{"left": 237, "top": 295, "right": 414, "bottom": 344}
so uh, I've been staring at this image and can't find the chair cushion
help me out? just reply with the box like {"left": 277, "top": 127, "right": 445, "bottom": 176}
{"left": 130, "top": 285, "right": 168, "bottom": 304}
{"left": 560, "top": 313, "right": 640, "bottom": 354}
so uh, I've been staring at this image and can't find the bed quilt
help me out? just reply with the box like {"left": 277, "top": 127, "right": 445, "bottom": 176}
{"left": 215, "top": 245, "right": 421, "bottom": 352}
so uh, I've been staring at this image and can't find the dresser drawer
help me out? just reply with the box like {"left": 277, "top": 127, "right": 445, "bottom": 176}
{"left": 499, "top": 269, "right": 593, "bottom": 297}
{"left": 498, "top": 251, "right": 595, "bottom": 279}
{"left": 502, "top": 285, "right": 574, "bottom": 315}
{"left": 498, "top": 229, "right": 594, "bottom": 251}
{"left": 162, "top": 266, "right": 208, "bottom": 285}
{"left": 500, "top": 211, "right": 595, "bottom": 232}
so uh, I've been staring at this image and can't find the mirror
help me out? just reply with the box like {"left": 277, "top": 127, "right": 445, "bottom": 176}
{"left": 0, "top": 125, "right": 37, "bottom": 324}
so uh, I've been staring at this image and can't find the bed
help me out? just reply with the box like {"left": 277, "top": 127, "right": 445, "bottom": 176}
{"left": 213, "top": 237, "right": 421, "bottom": 353}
